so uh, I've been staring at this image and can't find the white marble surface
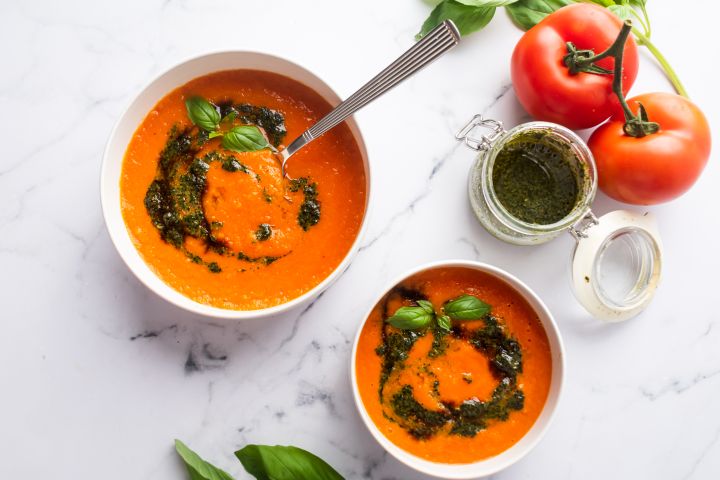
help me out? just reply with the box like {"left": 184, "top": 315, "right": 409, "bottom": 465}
{"left": 1, "top": 0, "right": 719, "bottom": 478}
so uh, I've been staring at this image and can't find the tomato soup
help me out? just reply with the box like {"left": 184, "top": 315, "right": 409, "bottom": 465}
{"left": 355, "top": 267, "right": 552, "bottom": 463}
{"left": 120, "top": 70, "right": 366, "bottom": 310}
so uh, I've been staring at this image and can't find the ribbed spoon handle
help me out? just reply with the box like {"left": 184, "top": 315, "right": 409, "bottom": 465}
{"left": 281, "top": 20, "right": 460, "bottom": 170}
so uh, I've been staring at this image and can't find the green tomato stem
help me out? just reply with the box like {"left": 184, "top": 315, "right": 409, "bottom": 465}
{"left": 632, "top": 28, "right": 688, "bottom": 98}
{"left": 639, "top": 2, "right": 651, "bottom": 38}
{"left": 609, "top": 22, "right": 660, "bottom": 137}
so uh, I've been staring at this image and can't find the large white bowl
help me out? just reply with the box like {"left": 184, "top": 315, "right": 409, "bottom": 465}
{"left": 350, "top": 260, "right": 564, "bottom": 478}
{"left": 100, "top": 51, "right": 371, "bottom": 319}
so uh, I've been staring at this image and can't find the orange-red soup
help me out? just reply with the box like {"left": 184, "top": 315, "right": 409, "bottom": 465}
{"left": 355, "top": 267, "right": 552, "bottom": 463}
{"left": 120, "top": 70, "right": 366, "bottom": 310}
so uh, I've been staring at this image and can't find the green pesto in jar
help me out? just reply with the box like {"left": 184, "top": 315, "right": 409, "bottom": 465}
{"left": 491, "top": 131, "right": 583, "bottom": 225}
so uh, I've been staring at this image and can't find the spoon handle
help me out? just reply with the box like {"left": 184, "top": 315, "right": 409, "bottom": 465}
{"left": 282, "top": 20, "right": 460, "bottom": 161}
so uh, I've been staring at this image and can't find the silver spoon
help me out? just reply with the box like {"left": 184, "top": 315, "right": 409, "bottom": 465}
{"left": 278, "top": 20, "right": 460, "bottom": 175}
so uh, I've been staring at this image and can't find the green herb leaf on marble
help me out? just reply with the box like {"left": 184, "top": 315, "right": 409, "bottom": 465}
{"left": 175, "top": 439, "right": 235, "bottom": 480}
{"left": 235, "top": 444, "right": 345, "bottom": 480}
{"left": 416, "top": 0, "right": 496, "bottom": 39}
{"left": 505, "top": 0, "right": 575, "bottom": 30}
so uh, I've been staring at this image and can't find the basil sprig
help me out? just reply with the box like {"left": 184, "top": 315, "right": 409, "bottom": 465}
{"left": 184, "top": 96, "right": 270, "bottom": 154}
{"left": 185, "top": 97, "right": 221, "bottom": 132}
{"left": 443, "top": 294, "right": 492, "bottom": 320}
{"left": 222, "top": 126, "right": 270, "bottom": 152}
{"left": 385, "top": 294, "right": 491, "bottom": 331}
{"left": 175, "top": 440, "right": 345, "bottom": 480}
{"left": 436, "top": 314, "right": 453, "bottom": 332}
{"left": 387, "top": 305, "right": 434, "bottom": 329}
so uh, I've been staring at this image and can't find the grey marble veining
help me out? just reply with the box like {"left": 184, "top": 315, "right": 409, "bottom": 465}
{"left": 1, "top": 0, "right": 719, "bottom": 478}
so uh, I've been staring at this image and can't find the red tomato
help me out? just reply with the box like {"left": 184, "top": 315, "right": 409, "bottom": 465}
{"left": 589, "top": 92, "right": 711, "bottom": 205}
{"left": 511, "top": 3, "right": 639, "bottom": 130}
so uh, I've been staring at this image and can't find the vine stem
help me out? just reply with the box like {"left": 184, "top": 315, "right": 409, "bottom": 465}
{"left": 607, "top": 23, "right": 636, "bottom": 122}
{"left": 609, "top": 21, "right": 659, "bottom": 137}
{"left": 632, "top": 28, "right": 689, "bottom": 98}
{"left": 564, "top": 20, "right": 660, "bottom": 137}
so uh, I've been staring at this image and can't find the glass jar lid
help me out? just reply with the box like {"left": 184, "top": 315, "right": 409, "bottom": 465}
{"left": 570, "top": 210, "right": 662, "bottom": 322}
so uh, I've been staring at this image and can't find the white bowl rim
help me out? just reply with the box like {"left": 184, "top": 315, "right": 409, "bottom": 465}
{"left": 350, "top": 259, "right": 565, "bottom": 478}
{"left": 100, "top": 50, "right": 372, "bottom": 320}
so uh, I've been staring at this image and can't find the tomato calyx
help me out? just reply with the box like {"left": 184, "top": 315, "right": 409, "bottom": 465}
{"left": 561, "top": 17, "right": 632, "bottom": 76}
{"left": 562, "top": 43, "right": 613, "bottom": 76}
{"left": 564, "top": 20, "right": 660, "bottom": 138}
{"left": 622, "top": 101, "right": 659, "bottom": 138}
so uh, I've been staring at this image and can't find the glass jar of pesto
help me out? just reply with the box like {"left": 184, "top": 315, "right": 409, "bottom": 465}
{"left": 457, "top": 115, "right": 663, "bottom": 322}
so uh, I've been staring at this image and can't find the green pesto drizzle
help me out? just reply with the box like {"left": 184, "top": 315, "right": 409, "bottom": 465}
{"left": 216, "top": 101, "right": 287, "bottom": 147}
{"left": 375, "top": 288, "right": 525, "bottom": 440}
{"left": 143, "top": 103, "right": 320, "bottom": 272}
{"left": 491, "top": 131, "right": 583, "bottom": 225}
{"left": 288, "top": 177, "right": 321, "bottom": 231}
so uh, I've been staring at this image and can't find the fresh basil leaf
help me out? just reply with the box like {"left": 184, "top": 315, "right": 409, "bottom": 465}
{"left": 416, "top": 0, "right": 496, "bottom": 39}
{"left": 417, "top": 299, "right": 435, "bottom": 315}
{"left": 175, "top": 440, "right": 235, "bottom": 480}
{"left": 456, "top": 0, "right": 518, "bottom": 6}
{"left": 221, "top": 111, "right": 238, "bottom": 125}
{"left": 628, "top": 0, "right": 646, "bottom": 6}
{"left": 208, "top": 131, "right": 224, "bottom": 139}
{"left": 235, "top": 445, "right": 344, "bottom": 480}
{"left": 608, "top": 3, "right": 633, "bottom": 20}
{"left": 185, "top": 97, "right": 221, "bottom": 132}
{"left": 586, "top": 0, "right": 616, "bottom": 6}
{"left": 505, "top": 0, "right": 574, "bottom": 30}
{"left": 437, "top": 314, "right": 452, "bottom": 332}
{"left": 222, "top": 126, "right": 270, "bottom": 153}
{"left": 386, "top": 306, "right": 434, "bottom": 330}
{"left": 443, "top": 294, "right": 491, "bottom": 320}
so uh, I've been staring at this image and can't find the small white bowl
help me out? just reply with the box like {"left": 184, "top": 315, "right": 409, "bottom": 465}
{"left": 100, "top": 51, "right": 371, "bottom": 319}
{"left": 350, "top": 260, "right": 564, "bottom": 478}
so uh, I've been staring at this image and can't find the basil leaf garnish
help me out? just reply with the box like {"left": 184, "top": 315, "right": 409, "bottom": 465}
{"left": 443, "top": 294, "right": 491, "bottom": 320}
{"left": 416, "top": 0, "right": 496, "bottom": 40}
{"left": 221, "top": 111, "right": 238, "bottom": 125}
{"left": 505, "top": 0, "right": 574, "bottom": 30}
{"left": 175, "top": 439, "right": 235, "bottom": 480}
{"left": 437, "top": 314, "right": 452, "bottom": 332}
{"left": 185, "top": 97, "right": 221, "bottom": 132}
{"left": 386, "top": 306, "right": 434, "bottom": 330}
{"left": 222, "top": 125, "right": 270, "bottom": 153}
{"left": 417, "top": 299, "right": 435, "bottom": 315}
{"left": 235, "top": 444, "right": 344, "bottom": 480}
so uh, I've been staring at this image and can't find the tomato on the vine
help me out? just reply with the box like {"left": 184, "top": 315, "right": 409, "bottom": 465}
{"left": 511, "top": 3, "right": 639, "bottom": 130}
{"left": 589, "top": 92, "right": 711, "bottom": 205}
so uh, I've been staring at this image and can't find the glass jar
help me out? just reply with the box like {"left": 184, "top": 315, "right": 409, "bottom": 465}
{"left": 464, "top": 119, "right": 596, "bottom": 245}
{"left": 457, "top": 115, "right": 663, "bottom": 322}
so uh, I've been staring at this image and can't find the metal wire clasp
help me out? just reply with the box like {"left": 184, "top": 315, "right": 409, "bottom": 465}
{"left": 570, "top": 211, "right": 599, "bottom": 240}
{"left": 455, "top": 114, "right": 505, "bottom": 151}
